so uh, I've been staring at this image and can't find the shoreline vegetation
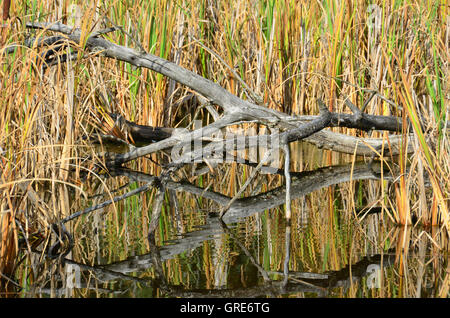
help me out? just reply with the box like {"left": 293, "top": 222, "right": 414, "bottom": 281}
{"left": 0, "top": 1, "right": 448, "bottom": 296}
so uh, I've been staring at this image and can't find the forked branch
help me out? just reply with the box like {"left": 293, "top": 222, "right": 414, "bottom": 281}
{"left": 25, "top": 21, "right": 412, "bottom": 168}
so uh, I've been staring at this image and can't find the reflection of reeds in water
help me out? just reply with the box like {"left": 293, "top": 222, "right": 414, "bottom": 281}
{"left": 8, "top": 161, "right": 448, "bottom": 297}
{"left": 1, "top": 1, "right": 448, "bottom": 294}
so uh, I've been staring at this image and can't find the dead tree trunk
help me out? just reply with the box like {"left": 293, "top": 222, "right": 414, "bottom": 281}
{"left": 25, "top": 21, "right": 412, "bottom": 170}
{"left": 23, "top": 21, "right": 416, "bottom": 222}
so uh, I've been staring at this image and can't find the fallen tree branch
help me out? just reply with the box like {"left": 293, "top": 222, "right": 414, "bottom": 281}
{"left": 24, "top": 21, "right": 413, "bottom": 167}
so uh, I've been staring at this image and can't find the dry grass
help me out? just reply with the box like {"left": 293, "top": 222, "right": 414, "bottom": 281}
{"left": 0, "top": 0, "right": 448, "bottom": 292}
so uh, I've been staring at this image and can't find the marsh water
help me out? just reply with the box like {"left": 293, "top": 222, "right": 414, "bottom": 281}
{"left": 15, "top": 142, "right": 449, "bottom": 298}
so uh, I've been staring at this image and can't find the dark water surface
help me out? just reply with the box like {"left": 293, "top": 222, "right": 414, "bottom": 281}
{"left": 13, "top": 144, "right": 449, "bottom": 298}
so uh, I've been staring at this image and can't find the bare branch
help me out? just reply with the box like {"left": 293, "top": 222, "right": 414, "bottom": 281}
{"left": 25, "top": 21, "right": 414, "bottom": 165}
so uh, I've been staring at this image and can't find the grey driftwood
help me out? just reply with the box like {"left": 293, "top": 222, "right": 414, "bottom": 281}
{"left": 25, "top": 21, "right": 413, "bottom": 169}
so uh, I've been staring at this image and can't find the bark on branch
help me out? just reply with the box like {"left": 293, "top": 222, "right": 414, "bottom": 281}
{"left": 25, "top": 21, "right": 413, "bottom": 168}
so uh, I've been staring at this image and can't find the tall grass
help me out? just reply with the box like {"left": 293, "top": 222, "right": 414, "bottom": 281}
{"left": 0, "top": 0, "right": 448, "bottom": 293}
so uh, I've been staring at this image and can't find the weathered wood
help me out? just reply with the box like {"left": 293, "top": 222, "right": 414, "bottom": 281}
{"left": 108, "top": 113, "right": 174, "bottom": 145}
{"left": 25, "top": 21, "right": 414, "bottom": 167}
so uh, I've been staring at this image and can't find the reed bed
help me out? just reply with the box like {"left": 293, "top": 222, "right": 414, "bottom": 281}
{"left": 0, "top": 0, "right": 448, "bottom": 295}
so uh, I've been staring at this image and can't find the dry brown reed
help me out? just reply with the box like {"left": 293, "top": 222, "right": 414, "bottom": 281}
{"left": 0, "top": 0, "right": 448, "bottom": 293}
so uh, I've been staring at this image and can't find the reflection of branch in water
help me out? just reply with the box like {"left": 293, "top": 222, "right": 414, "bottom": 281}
{"left": 221, "top": 162, "right": 393, "bottom": 222}
{"left": 147, "top": 235, "right": 171, "bottom": 294}
{"left": 218, "top": 219, "right": 272, "bottom": 284}
{"left": 220, "top": 149, "right": 274, "bottom": 218}
{"left": 68, "top": 159, "right": 398, "bottom": 236}
{"left": 44, "top": 250, "right": 396, "bottom": 298}
{"left": 282, "top": 224, "right": 291, "bottom": 290}
{"left": 35, "top": 161, "right": 402, "bottom": 296}
{"left": 281, "top": 141, "right": 292, "bottom": 290}
{"left": 99, "top": 162, "right": 394, "bottom": 262}
{"left": 41, "top": 161, "right": 393, "bottom": 262}
{"left": 59, "top": 180, "right": 157, "bottom": 224}
{"left": 75, "top": 163, "right": 394, "bottom": 291}
{"left": 148, "top": 178, "right": 166, "bottom": 234}
{"left": 111, "top": 161, "right": 394, "bottom": 223}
